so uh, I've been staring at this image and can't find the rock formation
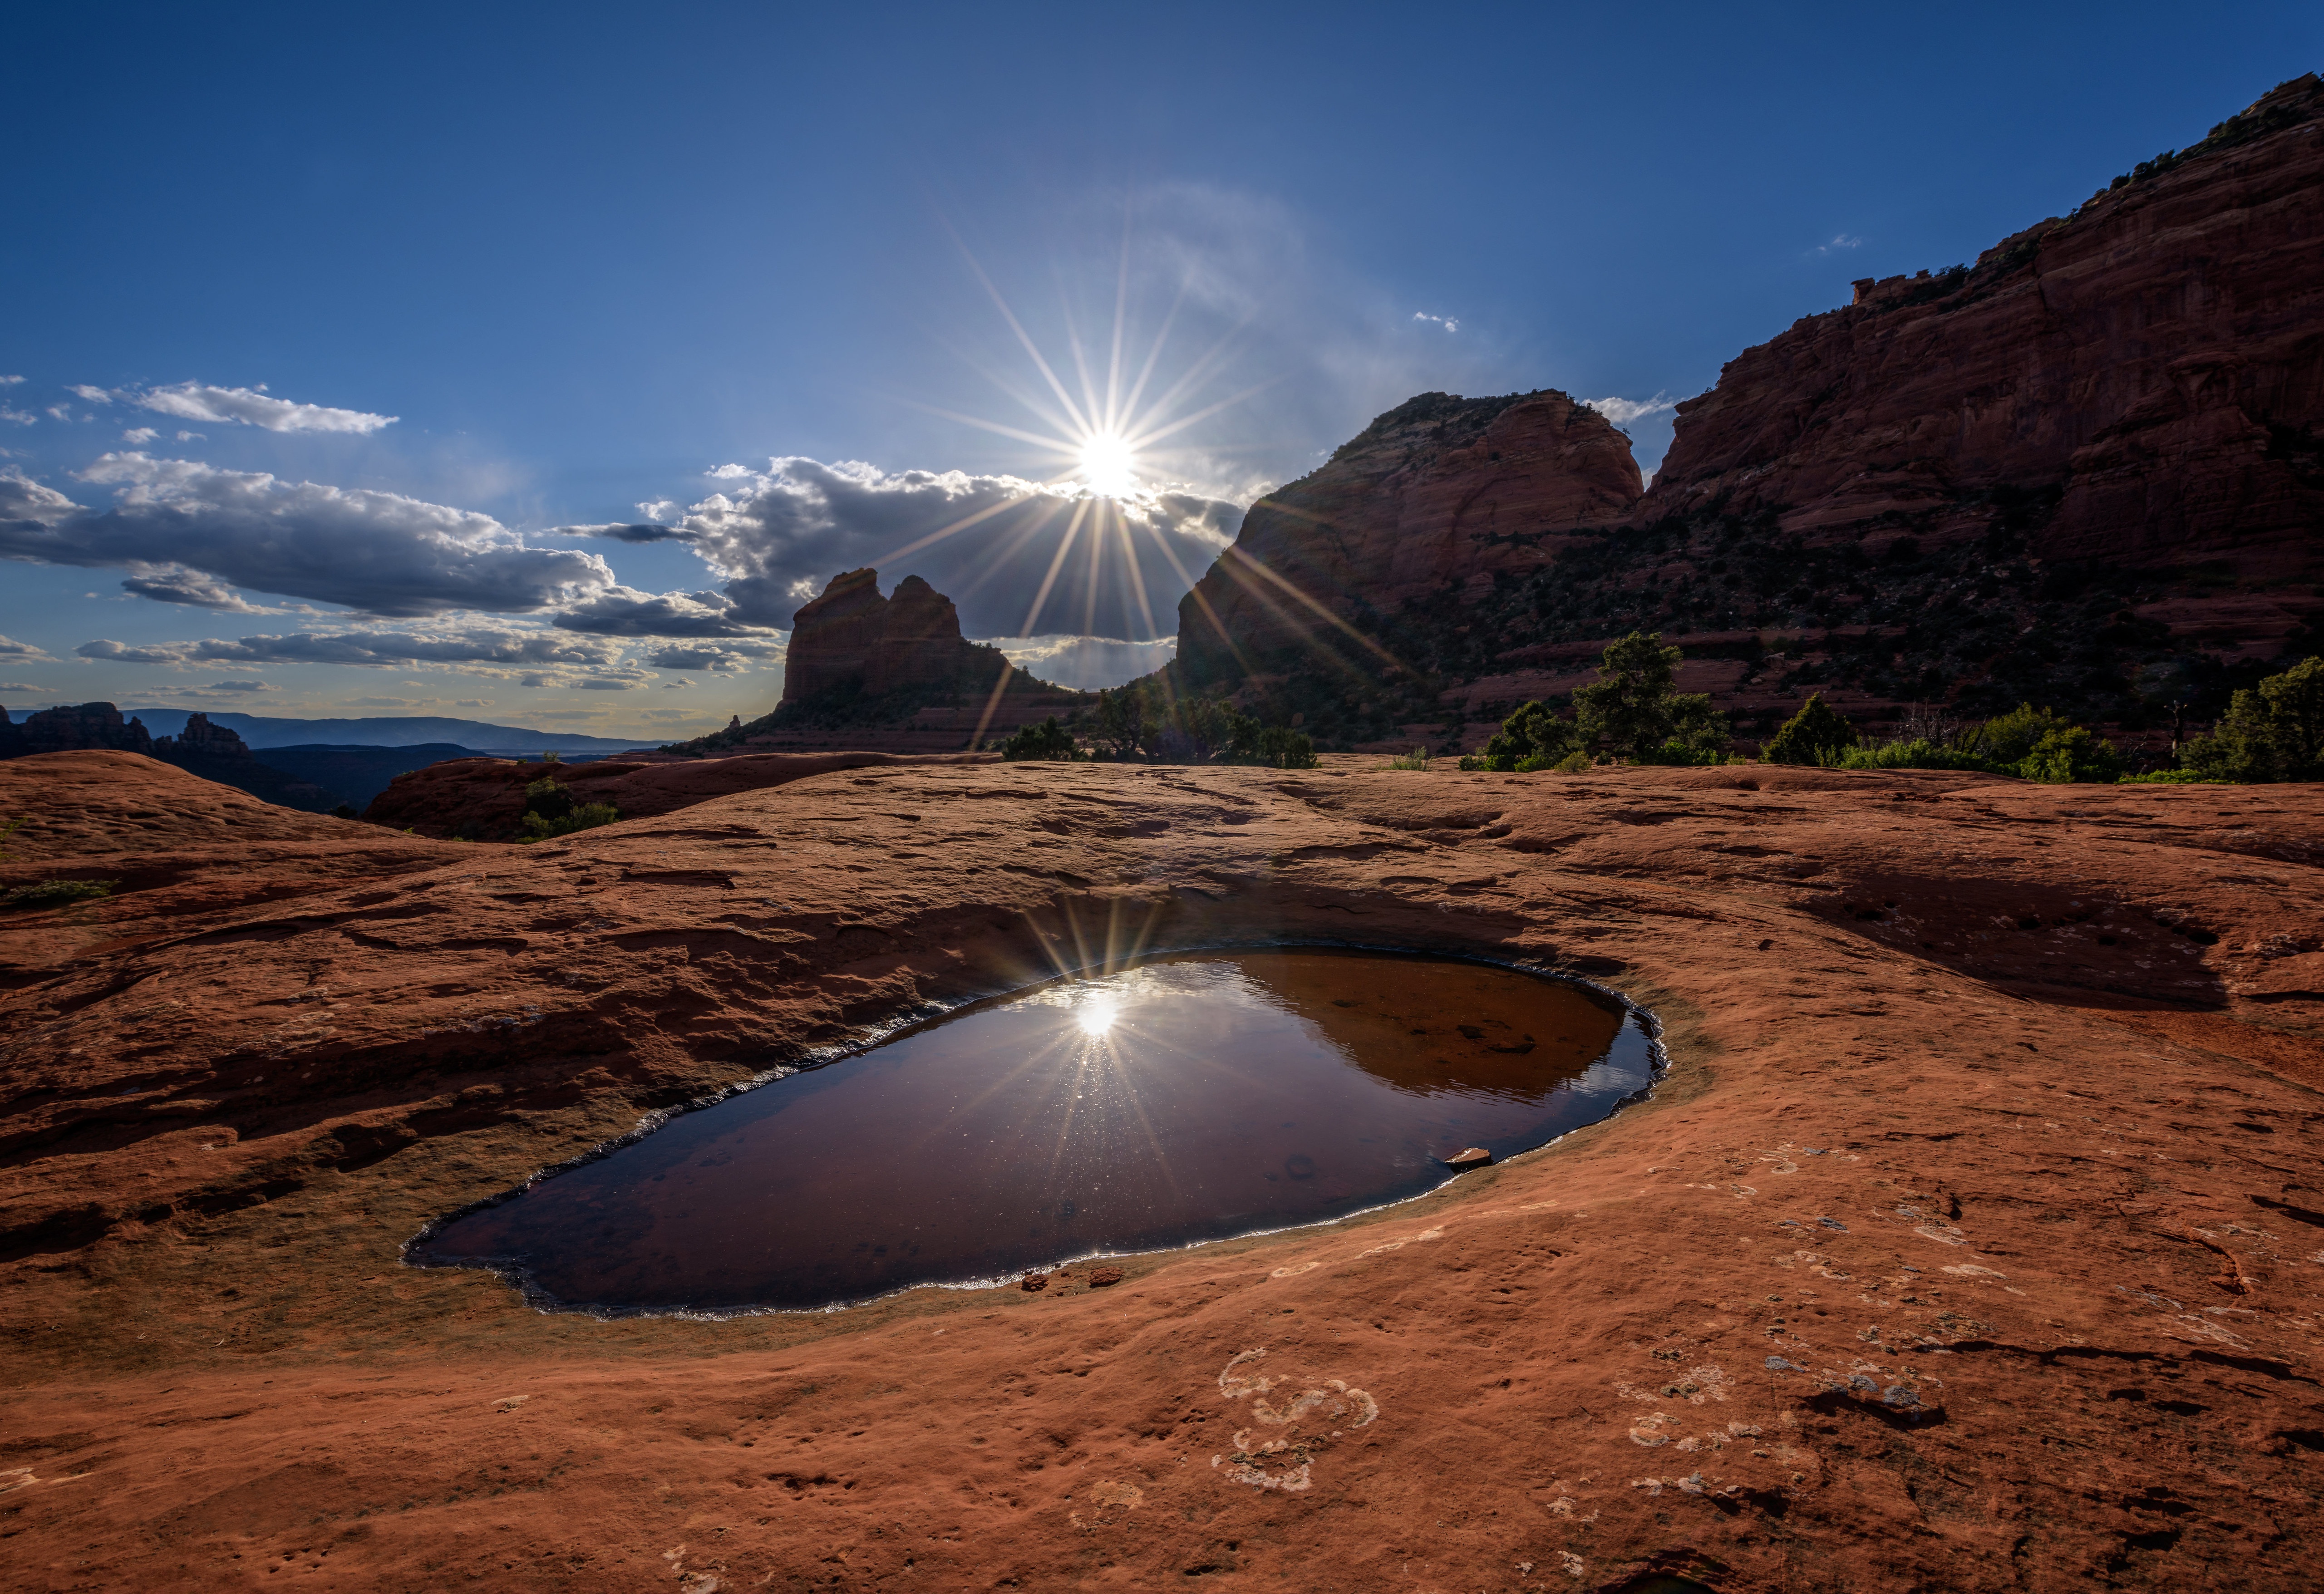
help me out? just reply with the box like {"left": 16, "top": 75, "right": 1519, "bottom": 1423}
{"left": 5, "top": 749, "right": 2324, "bottom": 1587}
{"left": 779, "top": 568, "right": 1057, "bottom": 710}
{"left": 1172, "top": 74, "right": 2324, "bottom": 752}
{"left": 0, "top": 703, "right": 331, "bottom": 808}
{"left": 658, "top": 568, "right": 1086, "bottom": 755}
{"left": 1173, "top": 390, "right": 1643, "bottom": 685}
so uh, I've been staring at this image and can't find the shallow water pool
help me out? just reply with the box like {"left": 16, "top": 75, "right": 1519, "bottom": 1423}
{"left": 411, "top": 949, "right": 1654, "bottom": 1313}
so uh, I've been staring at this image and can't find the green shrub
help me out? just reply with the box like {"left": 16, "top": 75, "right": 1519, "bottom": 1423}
{"left": 1251, "top": 726, "right": 1320, "bottom": 769}
{"left": 4, "top": 878, "right": 116, "bottom": 909}
{"left": 1461, "top": 699, "right": 1579, "bottom": 771}
{"left": 1001, "top": 716, "right": 1081, "bottom": 762}
{"left": 1081, "top": 685, "right": 1311, "bottom": 767}
{"left": 2178, "top": 657, "right": 2324, "bottom": 782}
{"left": 0, "top": 816, "right": 25, "bottom": 861}
{"left": 2119, "top": 769, "right": 2216, "bottom": 784}
{"left": 1554, "top": 750, "right": 1593, "bottom": 773}
{"left": 1965, "top": 703, "right": 2071, "bottom": 766}
{"left": 1763, "top": 694, "right": 1857, "bottom": 764}
{"left": 1573, "top": 632, "right": 1727, "bottom": 761}
{"left": 2017, "top": 725, "right": 2125, "bottom": 784}
{"left": 519, "top": 801, "right": 618, "bottom": 841}
{"left": 1822, "top": 738, "right": 1989, "bottom": 772}
{"left": 1386, "top": 747, "right": 1431, "bottom": 771}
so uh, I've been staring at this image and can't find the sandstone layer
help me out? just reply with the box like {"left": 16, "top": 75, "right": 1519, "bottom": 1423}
{"left": 3, "top": 750, "right": 2322, "bottom": 1590}
{"left": 1166, "top": 76, "right": 2324, "bottom": 753}
{"left": 362, "top": 749, "right": 998, "bottom": 840}
{"left": 1173, "top": 390, "right": 1643, "bottom": 688}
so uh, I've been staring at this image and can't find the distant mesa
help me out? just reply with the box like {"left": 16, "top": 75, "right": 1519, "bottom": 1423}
{"left": 0, "top": 703, "right": 334, "bottom": 810}
{"left": 665, "top": 568, "right": 1085, "bottom": 756}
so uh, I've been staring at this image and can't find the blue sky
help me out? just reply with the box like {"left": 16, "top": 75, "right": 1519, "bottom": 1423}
{"left": 3, "top": 1, "right": 2316, "bottom": 737}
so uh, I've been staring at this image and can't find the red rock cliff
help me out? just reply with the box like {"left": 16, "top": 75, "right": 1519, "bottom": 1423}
{"left": 1173, "top": 390, "right": 1643, "bottom": 684}
{"left": 1646, "top": 71, "right": 2324, "bottom": 585}
{"left": 779, "top": 569, "right": 1068, "bottom": 708}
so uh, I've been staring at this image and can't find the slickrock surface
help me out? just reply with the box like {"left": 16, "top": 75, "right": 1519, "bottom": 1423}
{"left": 362, "top": 749, "right": 1000, "bottom": 840}
{"left": 3, "top": 750, "right": 2323, "bottom": 1591}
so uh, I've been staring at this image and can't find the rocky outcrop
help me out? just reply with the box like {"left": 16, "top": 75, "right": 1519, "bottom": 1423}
{"left": 780, "top": 569, "right": 1061, "bottom": 709}
{"left": 5, "top": 750, "right": 2324, "bottom": 1587}
{"left": 1650, "top": 72, "right": 2324, "bottom": 586}
{"left": 1173, "top": 391, "right": 1643, "bottom": 686}
{"left": 364, "top": 749, "right": 1000, "bottom": 839}
{"left": 1169, "top": 76, "right": 2324, "bottom": 753}
{"left": 651, "top": 569, "right": 1084, "bottom": 755}
{"left": 0, "top": 704, "right": 332, "bottom": 809}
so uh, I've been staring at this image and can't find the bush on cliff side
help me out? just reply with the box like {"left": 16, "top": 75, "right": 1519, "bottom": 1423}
{"left": 4, "top": 879, "right": 116, "bottom": 910}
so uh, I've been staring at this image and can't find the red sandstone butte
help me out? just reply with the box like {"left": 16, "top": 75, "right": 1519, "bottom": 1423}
{"left": 1175, "top": 389, "right": 1643, "bottom": 677}
{"left": 5, "top": 748, "right": 2323, "bottom": 1590}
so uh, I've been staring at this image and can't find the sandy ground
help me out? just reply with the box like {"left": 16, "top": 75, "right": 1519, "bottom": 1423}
{"left": 2, "top": 749, "right": 2320, "bottom": 1592}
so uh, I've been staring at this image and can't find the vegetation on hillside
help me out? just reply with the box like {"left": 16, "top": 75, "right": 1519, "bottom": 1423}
{"left": 517, "top": 777, "right": 618, "bottom": 841}
{"left": 1460, "top": 632, "right": 1726, "bottom": 770}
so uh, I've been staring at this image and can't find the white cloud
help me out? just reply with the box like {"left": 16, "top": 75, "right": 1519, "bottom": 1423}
{"left": 1, "top": 458, "right": 615, "bottom": 617}
{"left": 991, "top": 633, "right": 1177, "bottom": 690}
{"left": 1412, "top": 311, "right": 1460, "bottom": 333}
{"left": 74, "top": 639, "right": 188, "bottom": 664}
{"left": 0, "top": 633, "right": 56, "bottom": 661}
{"left": 643, "top": 640, "right": 783, "bottom": 673}
{"left": 0, "top": 407, "right": 36, "bottom": 426}
{"left": 0, "top": 376, "right": 21, "bottom": 386}
{"left": 1813, "top": 234, "right": 1866, "bottom": 256}
{"left": 122, "top": 427, "right": 158, "bottom": 444}
{"left": 118, "top": 562, "right": 272, "bottom": 612}
{"left": 1584, "top": 393, "right": 1679, "bottom": 428}
{"left": 174, "top": 430, "right": 203, "bottom": 442}
{"left": 453, "top": 698, "right": 492, "bottom": 708}
{"left": 131, "top": 382, "right": 397, "bottom": 434}
{"left": 0, "top": 681, "right": 52, "bottom": 694}
{"left": 201, "top": 679, "right": 274, "bottom": 693}
{"left": 571, "top": 458, "right": 1243, "bottom": 642}
{"left": 77, "top": 624, "right": 625, "bottom": 674}
{"left": 69, "top": 385, "right": 113, "bottom": 403}
{"left": 44, "top": 405, "right": 73, "bottom": 421}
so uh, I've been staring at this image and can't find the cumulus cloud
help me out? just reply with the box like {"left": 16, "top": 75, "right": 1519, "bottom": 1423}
{"left": 453, "top": 698, "right": 492, "bottom": 708}
{"left": 0, "top": 407, "right": 35, "bottom": 426}
{"left": 574, "top": 458, "right": 1242, "bottom": 641}
{"left": 0, "top": 681, "right": 52, "bottom": 694}
{"left": 0, "top": 458, "right": 615, "bottom": 617}
{"left": 0, "top": 634, "right": 55, "bottom": 661}
{"left": 1585, "top": 393, "right": 1679, "bottom": 428}
{"left": 69, "top": 385, "right": 112, "bottom": 403}
{"left": 554, "top": 584, "right": 760, "bottom": 638}
{"left": 993, "top": 634, "right": 1177, "bottom": 690}
{"left": 0, "top": 376, "right": 21, "bottom": 386}
{"left": 642, "top": 640, "right": 783, "bottom": 673}
{"left": 130, "top": 382, "right": 397, "bottom": 434}
{"left": 76, "top": 639, "right": 188, "bottom": 664}
{"left": 118, "top": 562, "right": 272, "bottom": 611}
{"left": 1412, "top": 311, "right": 1460, "bottom": 332}
{"left": 201, "top": 679, "right": 273, "bottom": 693}
{"left": 122, "top": 427, "right": 158, "bottom": 444}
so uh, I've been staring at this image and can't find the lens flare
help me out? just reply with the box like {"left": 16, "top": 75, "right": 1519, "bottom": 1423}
{"left": 1075, "top": 997, "right": 1120, "bottom": 1037}
{"left": 1078, "top": 431, "right": 1138, "bottom": 498}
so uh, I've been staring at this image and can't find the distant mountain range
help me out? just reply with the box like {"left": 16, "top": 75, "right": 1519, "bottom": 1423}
{"left": 118, "top": 710, "right": 660, "bottom": 752}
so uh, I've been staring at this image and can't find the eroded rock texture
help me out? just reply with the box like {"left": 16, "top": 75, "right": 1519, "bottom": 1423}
{"left": 1177, "top": 76, "right": 2324, "bottom": 752}
{"left": 3, "top": 750, "right": 2321, "bottom": 1590}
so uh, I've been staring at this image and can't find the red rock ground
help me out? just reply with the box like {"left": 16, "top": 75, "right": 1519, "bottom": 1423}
{"left": 3, "top": 749, "right": 2322, "bottom": 1592}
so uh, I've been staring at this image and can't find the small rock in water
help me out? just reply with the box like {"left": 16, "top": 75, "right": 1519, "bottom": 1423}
{"left": 1444, "top": 1147, "right": 1493, "bottom": 1171}
{"left": 1019, "top": 1274, "right": 1050, "bottom": 1292}
{"left": 1088, "top": 1267, "right": 1125, "bottom": 1288}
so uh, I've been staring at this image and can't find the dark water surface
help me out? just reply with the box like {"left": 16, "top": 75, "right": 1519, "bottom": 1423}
{"left": 412, "top": 950, "right": 1654, "bottom": 1313}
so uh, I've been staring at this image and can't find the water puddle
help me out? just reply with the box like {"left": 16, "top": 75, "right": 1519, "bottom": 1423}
{"left": 409, "top": 949, "right": 1656, "bottom": 1313}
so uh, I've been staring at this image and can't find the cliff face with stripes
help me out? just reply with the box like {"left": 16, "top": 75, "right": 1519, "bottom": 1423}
{"left": 1173, "top": 75, "right": 2324, "bottom": 753}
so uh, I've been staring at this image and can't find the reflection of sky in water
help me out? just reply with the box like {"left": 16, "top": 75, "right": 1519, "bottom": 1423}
{"left": 415, "top": 951, "right": 1650, "bottom": 1315}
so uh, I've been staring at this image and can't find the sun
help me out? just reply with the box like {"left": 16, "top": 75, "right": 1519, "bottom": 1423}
{"left": 1077, "top": 431, "right": 1138, "bottom": 499}
{"left": 1075, "top": 997, "right": 1120, "bottom": 1037}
